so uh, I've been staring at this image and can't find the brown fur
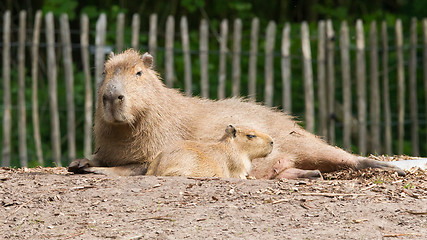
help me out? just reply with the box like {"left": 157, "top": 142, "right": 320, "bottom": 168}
{"left": 68, "top": 49, "right": 405, "bottom": 179}
{"left": 147, "top": 125, "right": 273, "bottom": 179}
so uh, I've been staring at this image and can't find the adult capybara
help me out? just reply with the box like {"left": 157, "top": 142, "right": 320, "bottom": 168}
{"left": 68, "top": 49, "right": 405, "bottom": 179}
{"left": 147, "top": 125, "right": 274, "bottom": 179}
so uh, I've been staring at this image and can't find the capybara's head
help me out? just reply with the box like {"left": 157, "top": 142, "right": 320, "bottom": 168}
{"left": 99, "top": 49, "right": 160, "bottom": 125}
{"left": 223, "top": 125, "right": 274, "bottom": 159}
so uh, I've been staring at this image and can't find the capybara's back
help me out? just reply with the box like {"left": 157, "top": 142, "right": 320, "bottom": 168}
{"left": 147, "top": 125, "right": 273, "bottom": 179}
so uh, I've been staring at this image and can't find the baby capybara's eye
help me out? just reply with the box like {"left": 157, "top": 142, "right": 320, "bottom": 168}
{"left": 246, "top": 134, "right": 256, "bottom": 139}
{"left": 136, "top": 71, "right": 143, "bottom": 77}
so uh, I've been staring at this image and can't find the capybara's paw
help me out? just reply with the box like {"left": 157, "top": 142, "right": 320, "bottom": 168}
{"left": 394, "top": 168, "right": 406, "bottom": 177}
{"left": 68, "top": 158, "right": 93, "bottom": 174}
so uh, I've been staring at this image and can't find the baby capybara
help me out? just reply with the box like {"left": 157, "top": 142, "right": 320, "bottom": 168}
{"left": 147, "top": 125, "right": 273, "bottom": 179}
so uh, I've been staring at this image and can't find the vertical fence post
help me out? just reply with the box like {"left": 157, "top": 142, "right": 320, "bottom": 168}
{"left": 116, "top": 12, "right": 125, "bottom": 52}
{"left": 381, "top": 21, "right": 392, "bottom": 155}
{"left": 356, "top": 20, "right": 367, "bottom": 155}
{"left": 369, "top": 21, "right": 381, "bottom": 154}
{"left": 131, "top": 13, "right": 140, "bottom": 50}
{"left": 340, "top": 21, "right": 352, "bottom": 151}
{"left": 81, "top": 14, "right": 93, "bottom": 158}
{"left": 264, "top": 21, "right": 276, "bottom": 107}
{"left": 199, "top": 19, "right": 209, "bottom": 98}
{"left": 317, "top": 21, "right": 327, "bottom": 138}
{"left": 2, "top": 11, "right": 11, "bottom": 167}
{"left": 18, "top": 11, "right": 28, "bottom": 167}
{"left": 409, "top": 18, "right": 419, "bottom": 156}
{"left": 281, "top": 23, "right": 291, "bottom": 113}
{"left": 395, "top": 19, "right": 405, "bottom": 155}
{"left": 45, "top": 12, "right": 62, "bottom": 167}
{"left": 218, "top": 19, "right": 228, "bottom": 99}
{"left": 149, "top": 14, "right": 158, "bottom": 62}
{"left": 248, "top": 18, "right": 259, "bottom": 100}
{"left": 180, "top": 16, "right": 192, "bottom": 96}
{"left": 301, "top": 22, "right": 315, "bottom": 133}
{"left": 232, "top": 19, "right": 242, "bottom": 97}
{"left": 165, "top": 15, "right": 175, "bottom": 88}
{"left": 60, "top": 13, "right": 76, "bottom": 163}
{"left": 95, "top": 14, "right": 107, "bottom": 103}
{"left": 423, "top": 18, "right": 427, "bottom": 153}
{"left": 326, "top": 20, "right": 335, "bottom": 143}
{"left": 32, "top": 10, "right": 43, "bottom": 166}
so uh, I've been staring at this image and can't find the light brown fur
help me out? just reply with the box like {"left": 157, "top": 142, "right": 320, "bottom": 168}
{"left": 147, "top": 125, "right": 273, "bottom": 179}
{"left": 68, "top": 49, "right": 405, "bottom": 179}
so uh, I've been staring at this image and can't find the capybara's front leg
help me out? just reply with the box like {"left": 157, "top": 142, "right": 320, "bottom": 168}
{"left": 68, "top": 159, "right": 149, "bottom": 176}
{"left": 85, "top": 163, "right": 149, "bottom": 176}
{"left": 68, "top": 158, "right": 97, "bottom": 174}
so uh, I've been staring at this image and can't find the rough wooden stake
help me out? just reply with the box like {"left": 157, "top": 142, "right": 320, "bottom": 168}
{"left": 199, "top": 19, "right": 209, "bottom": 98}
{"left": 409, "top": 18, "right": 419, "bottom": 156}
{"left": 165, "top": 15, "right": 175, "bottom": 88}
{"left": 18, "top": 10, "right": 28, "bottom": 167}
{"left": 232, "top": 19, "right": 242, "bottom": 97}
{"left": 369, "top": 21, "right": 381, "bottom": 154}
{"left": 2, "top": 11, "right": 11, "bottom": 167}
{"left": 32, "top": 10, "right": 44, "bottom": 166}
{"left": 45, "top": 12, "right": 62, "bottom": 167}
{"left": 317, "top": 20, "right": 327, "bottom": 138}
{"left": 264, "top": 21, "right": 276, "bottom": 107}
{"left": 81, "top": 14, "right": 93, "bottom": 158}
{"left": 281, "top": 23, "right": 292, "bottom": 113}
{"left": 356, "top": 19, "right": 367, "bottom": 155}
{"left": 218, "top": 19, "right": 228, "bottom": 99}
{"left": 248, "top": 18, "right": 259, "bottom": 100}
{"left": 395, "top": 19, "right": 405, "bottom": 155}
{"left": 340, "top": 21, "right": 352, "bottom": 151}
{"left": 180, "top": 16, "right": 192, "bottom": 96}
{"left": 60, "top": 13, "right": 76, "bottom": 163}
{"left": 116, "top": 13, "right": 125, "bottom": 52}
{"left": 301, "top": 22, "right": 315, "bottom": 133}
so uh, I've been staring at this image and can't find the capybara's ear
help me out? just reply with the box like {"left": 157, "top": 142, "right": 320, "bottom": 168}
{"left": 108, "top": 51, "right": 115, "bottom": 59}
{"left": 225, "top": 125, "right": 237, "bottom": 138}
{"left": 142, "top": 52, "right": 153, "bottom": 69}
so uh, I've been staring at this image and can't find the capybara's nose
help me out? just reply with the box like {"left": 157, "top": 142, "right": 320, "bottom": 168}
{"left": 103, "top": 92, "right": 125, "bottom": 104}
{"left": 103, "top": 80, "right": 125, "bottom": 104}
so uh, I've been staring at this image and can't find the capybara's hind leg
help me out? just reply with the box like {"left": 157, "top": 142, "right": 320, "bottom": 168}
{"left": 275, "top": 168, "right": 322, "bottom": 180}
{"left": 355, "top": 157, "right": 406, "bottom": 176}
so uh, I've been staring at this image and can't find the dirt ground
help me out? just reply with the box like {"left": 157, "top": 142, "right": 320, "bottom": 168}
{"left": 1, "top": 160, "right": 426, "bottom": 239}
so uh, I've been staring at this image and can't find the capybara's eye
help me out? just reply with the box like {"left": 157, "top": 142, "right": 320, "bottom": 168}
{"left": 246, "top": 134, "right": 257, "bottom": 139}
{"left": 136, "top": 71, "right": 143, "bottom": 77}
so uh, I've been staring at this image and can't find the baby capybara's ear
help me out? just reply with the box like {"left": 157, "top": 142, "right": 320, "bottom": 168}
{"left": 225, "top": 124, "right": 237, "bottom": 138}
{"left": 108, "top": 51, "right": 115, "bottom": 59}
{"left": 142, "top": 52, "right": 153, "bottom": 69}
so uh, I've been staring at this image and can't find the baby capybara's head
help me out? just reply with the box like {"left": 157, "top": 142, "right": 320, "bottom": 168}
{"left": 99, "top": 49, "right": 160, "bottom": 125}
{"left": 223, "top": 125, "right": 274, "bottom": 159}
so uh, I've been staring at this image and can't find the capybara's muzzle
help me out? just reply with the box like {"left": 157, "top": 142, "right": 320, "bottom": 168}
{"left": 102, "top": 80, "right": 125, "bottom": 106}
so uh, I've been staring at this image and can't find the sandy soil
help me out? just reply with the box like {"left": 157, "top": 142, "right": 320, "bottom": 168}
{"left": 1, "top": 164, "right": 426, "bottom": 240}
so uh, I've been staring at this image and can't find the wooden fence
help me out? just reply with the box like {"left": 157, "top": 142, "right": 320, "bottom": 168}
{"left": 1, "top": 10, "right": 427, "bottom": 167}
